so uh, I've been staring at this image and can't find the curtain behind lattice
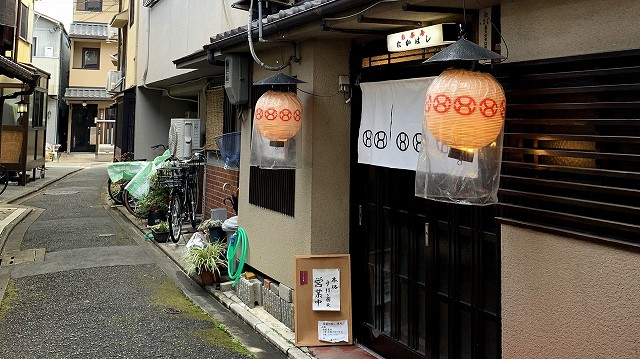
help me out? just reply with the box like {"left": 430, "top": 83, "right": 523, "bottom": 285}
{"left": 205, "top": 87, "right": 224, "bottom": 151}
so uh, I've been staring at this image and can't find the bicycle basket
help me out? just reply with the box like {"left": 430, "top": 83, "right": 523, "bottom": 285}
{"left": 214, "top": 132, "right": 241, "bottom": 169}
{"left": 156, "top": 166, "right": 184, "bottom": 189}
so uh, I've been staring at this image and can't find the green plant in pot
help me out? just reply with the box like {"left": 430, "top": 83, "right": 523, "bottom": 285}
{"left": 135, "top": 173, "right": 169, "bottom": 224}
{"left": 197, "top": 218, "right": 225, "bottom": 241}
{"left": 149, "top": 221, "right": 169, "bottom": 243}
{"left": 184, "top": 241, "right": 227, "bottom": 286}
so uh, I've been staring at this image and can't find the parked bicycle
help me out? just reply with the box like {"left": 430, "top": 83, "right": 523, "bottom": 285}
{"left": 106, "top": 144, "right": 167, "bottom": 218}
{"left": 157, "top": 148, "right": 205, "bottom": 243}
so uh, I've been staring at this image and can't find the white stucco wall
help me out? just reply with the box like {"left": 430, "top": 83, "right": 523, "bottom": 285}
{"left": 137, "top": 0, "right": 246, "bottom": 85}
{"left": 500, "top": 1, "right": 640, "bottom": 358}
{"left": 134, "top": 87, "right": 196, "bottom": 161}
{"left": 238, "top": 40, "right": 351, "bottom": 288}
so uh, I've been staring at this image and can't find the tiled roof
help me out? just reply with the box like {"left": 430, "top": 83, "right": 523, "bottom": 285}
{"left": 68, "top": 22, "right": 109, "bottom": 39}
{"left": 63, "top": 87, "right": 111, "bottom": 101}
{"left": 210, "top": 0, "right": 334, "bottom": 43}
{"left": 0, "top": 55, "right": 38, "bottom": 84}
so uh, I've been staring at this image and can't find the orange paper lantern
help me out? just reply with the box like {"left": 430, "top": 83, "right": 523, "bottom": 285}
{"left": 254, "top": 90, "right": 302, "bottom": 146}
{"left": 425, "top": 68, "right": 505, "bottom": 150}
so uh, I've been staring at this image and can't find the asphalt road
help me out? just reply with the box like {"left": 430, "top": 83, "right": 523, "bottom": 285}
{"left": 0, "top": 165, "right": 285, "bottom": 359}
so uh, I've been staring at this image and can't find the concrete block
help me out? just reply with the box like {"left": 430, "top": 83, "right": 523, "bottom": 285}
{"left": 251, "top": 278, "right": 263, "bottom": 306}
{"left": 255, "top": 323, "right": 294, "bottom": 353}
{"left": 279, "top": 283, "right": 293, "bottom": 303}
{"left": 270, "top": 282, "right": 279, "bottom": 294}
{"left": 219, "top": 281, "right": 234, "bottom": 292}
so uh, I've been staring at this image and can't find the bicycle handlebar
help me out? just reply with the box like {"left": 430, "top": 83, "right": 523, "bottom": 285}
{"left": 151, "top": 144, "right": 168, "bottom": 150}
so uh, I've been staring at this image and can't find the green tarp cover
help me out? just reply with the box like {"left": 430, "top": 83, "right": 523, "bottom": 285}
{"left": 106, "top": 161, "right": 148, "bottom": 183}
{"left": 124, "top": 150, "right": 171, "bottom": 199}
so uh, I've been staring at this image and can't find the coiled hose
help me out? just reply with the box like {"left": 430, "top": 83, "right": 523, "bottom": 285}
{"left": 227, "top": 227, "right": 247, "bottom": 287}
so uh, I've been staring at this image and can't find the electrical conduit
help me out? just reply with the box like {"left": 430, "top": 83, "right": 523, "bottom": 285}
{"left": 227, "top": 227, "right": 248, "bottom": 287}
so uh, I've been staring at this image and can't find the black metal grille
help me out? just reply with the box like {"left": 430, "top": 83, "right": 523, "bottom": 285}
{"left": 249, "top": 166, "right": 295, "bottom": 217}
{"left": 247, "top": 83, "right": 297, "bottom": 217}
{"left": 496, "top": 50, "right": 640, "bottom": 246}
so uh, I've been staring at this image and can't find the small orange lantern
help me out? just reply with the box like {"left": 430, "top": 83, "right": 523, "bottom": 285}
{"left": 425, "top": 68, "right": 505, "bottom": 150}
{"left": 254, "top": 90, "right": 302, "bottom": 147}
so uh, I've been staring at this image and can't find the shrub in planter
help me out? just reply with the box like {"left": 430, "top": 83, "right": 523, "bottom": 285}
{"left": 135, "top": 173, "right": 169, "bottom": 223}
{"left": 197, "top": 219, "right": 225, "bottom": 241}
{"left": 149, "top": 221, "right": 170, "bottom": 243}
{"left": 184, "top": 241, "right": 227, "bottom": 286}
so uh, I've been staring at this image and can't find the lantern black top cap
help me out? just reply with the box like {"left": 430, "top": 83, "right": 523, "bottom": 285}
{"left": 424, "top": 38, "right": 506, "bottom": 63}
{"left": 253, "top": 73, "right": 306, "bottom": 85}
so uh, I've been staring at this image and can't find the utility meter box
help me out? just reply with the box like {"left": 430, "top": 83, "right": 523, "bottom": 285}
{"left": 224, "top": 55, "right": 249, "bottom": 105}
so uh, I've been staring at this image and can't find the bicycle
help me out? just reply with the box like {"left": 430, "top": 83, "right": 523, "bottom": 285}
{"left": 107, "top": 145, "right": 167, "bottom": 218}
{"left": 158, "top": 148, "right": 205, "bottom": 243}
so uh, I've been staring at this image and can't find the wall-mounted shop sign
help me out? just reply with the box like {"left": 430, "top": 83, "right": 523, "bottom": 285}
{"left": 387, "top": 23, "right": 458, "bottom": 52}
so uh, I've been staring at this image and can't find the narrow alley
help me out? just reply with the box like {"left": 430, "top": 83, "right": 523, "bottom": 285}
{"left": 0, "top": 164, "right": 284, "bottom": 358}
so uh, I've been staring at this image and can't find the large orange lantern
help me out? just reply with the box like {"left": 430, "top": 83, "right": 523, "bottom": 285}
{"left": 425, "top": 68, "right": 505, "bottom": 150}
{"left": 254, "top": 90, "right": 302, "bottom": 147}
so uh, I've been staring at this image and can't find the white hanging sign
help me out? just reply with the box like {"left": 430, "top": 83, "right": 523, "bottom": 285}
{"left": 358, "top": 77, "right": 435, "bottom": 171}
{"left": 386, "top": 23, "right": 457, "bottom": 52}
{"left": 318, "top": 320, "right": 349, "bottom": 343}
{"left": 312, "top": 268, "right": 340, "bottom": 311}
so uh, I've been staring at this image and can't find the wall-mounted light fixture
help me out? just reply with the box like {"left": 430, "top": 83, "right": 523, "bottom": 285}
{"left": 82, "top": 101, "right": 87, "bottom": 107}
{"left": 424, "top": 38, "right": 506, "bottom": 162}
{"left": 253, "top": 73, "right": 305, "bottom": 147}
{"left": 16, "top": 98, "right": 28, "bottom": 114}
{"left": 415, "top": 8, "right": 508, "bottom": 205}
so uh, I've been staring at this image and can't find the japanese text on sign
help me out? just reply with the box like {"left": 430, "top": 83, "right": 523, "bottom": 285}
{"left": 318, "top": 320, "right": 348, "bottom": 343}
{"left": 312, "top": 268, "right": 340, "bottom": 311}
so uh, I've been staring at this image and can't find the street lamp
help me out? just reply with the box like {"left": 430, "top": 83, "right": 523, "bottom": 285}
{"left": 16, "top": 98, "right": 28, "bottom": 114}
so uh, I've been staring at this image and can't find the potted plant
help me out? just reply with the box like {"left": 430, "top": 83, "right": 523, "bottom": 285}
{"left": 135, "top": 173, "right": 169, "bottom": 225}
{"left": 184, "top": 241, "right": 227, "bottom": 286}
{"left": 149, "top": 221, "right": 169, "bottom": 243}
{"left": 197, "top": 218, "right": 225, "bottom": 241}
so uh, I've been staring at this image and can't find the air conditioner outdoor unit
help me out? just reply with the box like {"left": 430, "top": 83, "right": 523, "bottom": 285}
{"left": 108, "top": 27, "right": 118, "bottom": 41}
{"left": 168, "top": 119, "right": 201, "bottom": 159}
{"left": 106, "top": 70, "right": 122, "bottom": 92}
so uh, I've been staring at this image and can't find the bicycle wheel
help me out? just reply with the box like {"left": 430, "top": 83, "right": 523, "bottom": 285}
{"left": 0, "top": 166, "right": 8, "bottom": 196}
{"left": 168, "top": 191, "right": 183, "bottom": 243}
{"left": 123, "top": 189, "right": 145, "bottom": 219}
{"left": 107, "top": 178, "right": 124, "bottom": 205}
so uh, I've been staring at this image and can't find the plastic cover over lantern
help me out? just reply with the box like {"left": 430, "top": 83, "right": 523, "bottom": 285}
{"left": 415, "top": 38, "right": 506, "bottom": 205}
{"left": 250, "top": 73, "right": 304, "bottom": 169}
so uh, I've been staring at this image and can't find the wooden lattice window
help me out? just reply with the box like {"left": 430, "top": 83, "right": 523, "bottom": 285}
{"left": 496, "top": 50, "right": 640, "bottom": 246}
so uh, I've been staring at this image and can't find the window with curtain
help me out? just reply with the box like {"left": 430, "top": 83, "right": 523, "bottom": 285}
{"left": 77, "top": 0, "right": 102, "bottom": 12}
{"left": 82, "top": 48, "right": 100, "bottom": 69}
{"left": 19, "top": 3, "right": 27, "bottom": 40}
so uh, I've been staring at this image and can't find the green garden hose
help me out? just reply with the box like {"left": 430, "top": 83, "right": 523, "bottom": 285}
{"left": 227, "top": 227, "right": 247, "bottom": 287}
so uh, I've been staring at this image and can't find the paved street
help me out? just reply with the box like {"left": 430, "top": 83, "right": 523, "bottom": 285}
{"left": 0, "top": 165, "right": 285, "bottom": 359}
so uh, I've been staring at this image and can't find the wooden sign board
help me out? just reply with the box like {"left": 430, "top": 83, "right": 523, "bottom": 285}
{"left": 294, "top": 254, "right": 352, "bottom": 347}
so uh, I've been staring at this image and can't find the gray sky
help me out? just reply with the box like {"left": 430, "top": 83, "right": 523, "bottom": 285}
{"left": 34, "top": 0, "right": 73, "bottom": 30}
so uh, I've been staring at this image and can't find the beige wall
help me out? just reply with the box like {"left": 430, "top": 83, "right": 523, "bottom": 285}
{"left": 238, "top": 40, "right": 351, "bottom": 288}
{"left": 501, "top": 225, "right": 640, "bottom": 359}
{"left": 502, "top": 0, "right": 640, "bottom": 62}
{"left": 69, "top": 40, "right": 117, "bottom": 87}
{"left": 501, "top": 1, "right": 640, "bottom": 358}
{"left": 73, "top": 0, "right": 119, "bottom": 23}
{"left": 124, "top": 3, "right": 137, "bottom": 90}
